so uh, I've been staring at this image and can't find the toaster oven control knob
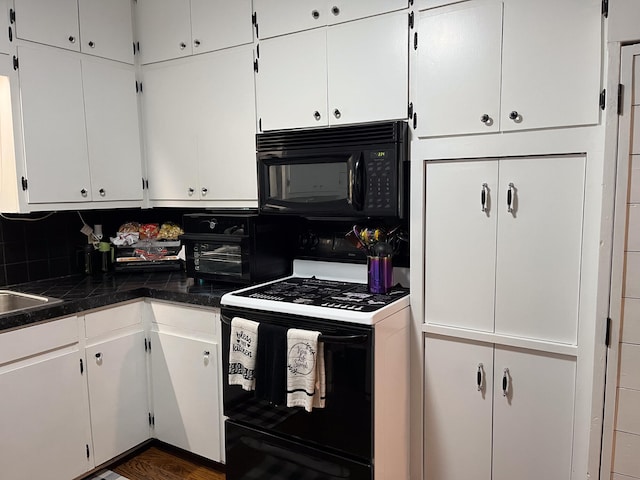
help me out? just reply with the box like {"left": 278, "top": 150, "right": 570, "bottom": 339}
{"left": 313, "top": 111, "right": 321, "bottom": 121}
{"left": 201, "top": 187, "right": 208, "bottom": 196}
{"left": 333, "top": 108, "right": 341, "bottom": 119}
{"left": 188, "top": 188, "right": 195, "bottom": 196}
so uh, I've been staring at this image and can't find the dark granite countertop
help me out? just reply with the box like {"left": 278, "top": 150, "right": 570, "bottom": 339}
{"left": 0, "top": 272, "right": 236, "bottom": 333}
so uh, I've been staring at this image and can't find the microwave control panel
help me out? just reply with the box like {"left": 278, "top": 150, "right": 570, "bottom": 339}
{"left": 365, "top": 149, "right": 397, "bottom": 214}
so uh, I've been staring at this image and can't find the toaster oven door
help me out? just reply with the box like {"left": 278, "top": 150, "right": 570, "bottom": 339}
{"left": 181, "top": 234, "right": 249, "bottom": 282}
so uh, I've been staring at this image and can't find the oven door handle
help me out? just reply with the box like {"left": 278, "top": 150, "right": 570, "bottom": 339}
{"left": 221, "top": 317, "right": 367, "bottom": 344}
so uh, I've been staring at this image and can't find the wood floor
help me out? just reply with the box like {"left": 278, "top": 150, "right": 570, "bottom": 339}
{"left": 112, "top": 445, "right": 226, "bottom": 480}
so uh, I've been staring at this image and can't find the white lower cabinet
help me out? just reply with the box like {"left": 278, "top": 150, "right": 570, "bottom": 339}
{"left": 425, "top": 335, "right": 577, "bottom": 480}
{"left": 84, "top": 302, "right": 150, "bottom": 466}
{"left": 0, "top": 317, "right": 93, "bottom": 480}
{"left": 148, "top": 300, "right": 223, "bottom": 462}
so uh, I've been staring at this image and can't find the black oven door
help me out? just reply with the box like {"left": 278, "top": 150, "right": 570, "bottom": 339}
{"left": 181, "top": 234, "right": 249, "bottom": 282}
{"left": 221, "top": 307, "right": 373, "bottom": 467}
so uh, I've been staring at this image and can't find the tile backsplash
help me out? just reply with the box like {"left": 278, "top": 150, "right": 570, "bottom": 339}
{"left": 0, "top": 208, "right": 188, "bottom": 286}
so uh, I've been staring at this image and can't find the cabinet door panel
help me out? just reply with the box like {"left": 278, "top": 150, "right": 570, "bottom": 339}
{"left": 501, "top": 0, "right": 601, "bottom": 131}
{"left": 14, "top": 0, "right": 80, "bottom": 51}
{"left": 0, "top": 350, "right": 92, "bottom": 480}
{"left": 253, "top": 0, "right": 326, "bottom": 39}
{"left": 495, "top": 156, "right": 585, "bottom": 344}
{"left": 425, "top": 160, "right": 498, "bottom": 332}
{"left": 79, "top": 0, "right": 135, "bottom": 64}
{"left": 143, "top": 59, "right": 198, "bottom": 200}
{"left": 256, "top": 28, "right": 328, "bottom": 130}
{"left": 424, "top": 336, "right": 493, "bottom": 480}
{"left": 416, "top": 1, "right": 502, "bottom": 137}
{"left": 329, "top": 0, "right": 407, "bottom": 25}
{"left": 18, "top": 45, "right": 91, "bottom": 203}
{"left": 136, "top": 0, "right": 192, "bottom": 64}
{"left": 82, "top": 59, "right": 143, "bottom": 201}
{"left": 493, "top": 347, "right": 576, "bottom": 480}
{"left": 191, "top": 0, "right": 253, "bottom": 53}
{"left": 151, "top": 331, "right": 222, "bottom": 462}
{"left": 192, "top": 46, "right": 257, "bottom": 202}
{"left": 327, "top": 11, "right": 408, "bottom": 126}
{"left": 86, "top": 331, "right": 149, "bottom": 465}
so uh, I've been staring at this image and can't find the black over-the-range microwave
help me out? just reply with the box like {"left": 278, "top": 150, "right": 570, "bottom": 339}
{"left": 257, "top": 121, "right": 409, "bottom": 219}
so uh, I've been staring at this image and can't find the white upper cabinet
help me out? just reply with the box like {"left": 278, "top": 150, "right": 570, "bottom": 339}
{"left": 17, "top": 43, "right": 142, "bottom": 204}
{"left": 253, "top": 0, "right": 408, "bottom": 39}
{"left": 256, "top": 11, "right": 408, "bottom": 130}
{"left": 0, "top": 0, "right": 10, "bottom": 54}
{"left": 13, "top": 0, "right": 135, "bottom": 63}
{"left": 143, "top": 44, "right": 257, "bottom": 205}
{"left": 415, "top": 0, "right": 602, "bottom": 137}
{"left": 136, "top": 0, "right": 253, "bottom": 64}
{"left": 608, "top": 0, "right": 640, "bottom": 42}
{"left": 78, "top": 0, "right": 135, "bottom": 64}
{"left": 416, "top": 1, "right": 502, "bottom": 137}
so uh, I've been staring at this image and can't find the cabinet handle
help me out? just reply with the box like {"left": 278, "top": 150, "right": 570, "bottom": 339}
{"left": 179, "top": 42, "right": 187, "bottom": 50}
{"left": 502, "top": 368, "right": 509, "bottom": 396}
{"left": 506, "top": 182, "right": 515, "bottom": 213}
{"left": 313, "top": 111, "right": 321, "bottom": 121}
{"left": 88, "top": 40, "right": 95, "bottom": 48}
{"left": 333, "top": 108, "right": 341, "bottom": 119}
{"left": 477, "top": 363, "right": 484, "bottom": 391}
{"left": 99, "top": 188, "right": 106, "bottom": 197}
{"left": 95, "top": 352, "right": 102, "bottom": 360}
{"left": 311, "top": 9, "right": 320, "bottom": 19}
{"left": 188, "top": 187, "right": 195, "bottom": 196}
{"left": 480, "top": 114, "right": 490, "bottom": 124}
{"left": 203, "top": 350, "right": 210, "bottom": 357}
{"left": 201, "top": 187, "right": 208, "bottom": 196}
{"left": 194, "top": 39, "right": 201, "bottom": 48}
{"left": 68, "top": 35, "right": 76, "bottom": 44}
{"left": 80, "top": 188, "right": 88, "bottom": 197}
{"left": 331, "top": 6, "right": 340, "bottom": 15}
{"left": 481, "top": 183, "right": 489, "bottom": 212}
{"left": 509, "top": 110, "right": 519, "bottom": 121}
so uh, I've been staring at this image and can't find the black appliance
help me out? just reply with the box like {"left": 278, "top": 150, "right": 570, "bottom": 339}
{"left": 221, "top": 306, "right": 375, "bottom": 480}
{"left": 257, "top": 121, "right": 409, "bottom": 219}
{"left": 180, "top": 211, "right": 292, "bottom": 284}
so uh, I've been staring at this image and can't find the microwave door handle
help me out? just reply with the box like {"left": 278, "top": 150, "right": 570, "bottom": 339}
{"left": 352, "top": 152, "right": 365, "bottom": 211}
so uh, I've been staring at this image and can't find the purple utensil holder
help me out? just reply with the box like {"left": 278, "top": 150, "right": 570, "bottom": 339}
{"left": 367, "top": 256, "right": 393, "bottom": 294}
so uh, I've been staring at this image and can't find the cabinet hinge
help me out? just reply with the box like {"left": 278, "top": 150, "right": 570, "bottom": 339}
{"left": 20, "top": 176, "right": 27, "bottom": 191}
{"left": 605, "top": 317, "right": 612, "bottom": 347}
{"left": 9, "top": 8, "right": 15, "bottom": 24}
{"left": 408, "top": 11, "right": 414, "bottom": 29}
{"left": 86, "top": 444, "right": 90, "bottom": 459}
{"left": 252, "top": 12, "right": 259, "bottom": 38}
{"left": 408, "top": 102, "right": 414, "bottom": 118}
{"left": 413, "top": 112, "right": 418, "bottom": 129}
{"left": 147, "top": 337, "right": 151, "bottom": 352}
{"left": 144, "top": 336, "right": 148, "bottom": 351}
{"left": 602, "top": 0, "right": 609, "bottom": 18}
{"left": 12, "top": 55, "right": 18, "bottom": 70}
{"left": 79, "top": 358, "right": 84, "bottom": 375}
{"left": 413, "top": 31, "right": 418, "bottom": 50}
{"left": 148, "top": 412, "right": 155, "bottom": 427}
{"left": 259, "top": 118, "right": 262, "bottom": 132}
{"left": 409, "top": 0, "right": 414, "bottom": 5}
{"left": 254, "top": 58, "right": 259, "bottom": 73}
{"left": 8, "top": 26, "right": 12, "bottom": 42}
{"left": 136, "top": 81, "right": 143, "bottom": 94}
{"left": 141, "top": 177, "right": 148, "bottom": 190}
{"left": 132, "top": 41, "right": 136, "bottom": 56}
{"left": 599, "top": 89, "right": 606, "bottom": 110}
{"left": 617, "top": 83, "right": 624, "bottom": 115}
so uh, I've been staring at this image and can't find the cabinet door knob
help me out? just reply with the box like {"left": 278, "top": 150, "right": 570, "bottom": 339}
{"left": 194, "top": 39, "right": 201, "bottom": 47}
{"left": 333, "top": 108, "right": 341, "bottom": 119}
{"left": 311, "top": 9, "right": 320, "bottom": 19}
{"left": 188, "top": 187, "right": 195, "bottom": 196}
{"left": 313, "top": 111, "right": 321, "bottom": 121}
{"left": 80, "top": 188, "right": 88, "bottom": 197}
{"left": 331, "top": 6, "right": 340, "bottom": 15}
{"left": 480, "top": 114, "right": 490, "bottom": 123}
{"left": 201, "top": 187, "right": 208, "bottom": 196}
{"left": 99, "top": 188, "right": 106, "bottom": 197}
{"left": 68, "top": 35, "right": 76, "bottom": 44}
{"left": 179, "top": 42, "right": 187, "bottom": 50}
{"left": 509, "top": 110, "right": 519, "bottom": 120}
{"left": 203, "top": 350, "right": 210, "bottom": 357}
{"left": 95, "top": 352, "right": 102, "bottom": 360}
{"left": 88, "top": 40, "right": 95, "bottom": 48}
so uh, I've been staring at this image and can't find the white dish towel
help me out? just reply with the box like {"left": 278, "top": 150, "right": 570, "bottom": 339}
{"left": 286, "top": 328, "right": 326, "bottom": 412}
{"left": 228, "top": 317, "right": 259, "bottom": 391}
